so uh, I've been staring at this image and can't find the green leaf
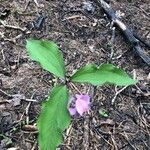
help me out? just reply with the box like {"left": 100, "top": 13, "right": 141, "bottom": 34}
{"left": 26, "top": 39, "right": 65, "bottom": 78}
{"left": 99, "top": 109, "right": 108, "bottom": 117}
{"left": 71, "top": 64, "right": 137, "bottom": 86}
{"left": 37, "top": 85, "right": 71, "bottom": 150}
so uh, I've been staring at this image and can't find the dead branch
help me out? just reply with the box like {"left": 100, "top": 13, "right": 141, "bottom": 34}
{"left": 94, "top": 0, "right": 150, "bottom": 65}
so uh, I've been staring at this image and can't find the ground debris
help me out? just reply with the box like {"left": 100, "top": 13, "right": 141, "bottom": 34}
{"left": 0, "top": 0, "right": 149, "bottom": 149}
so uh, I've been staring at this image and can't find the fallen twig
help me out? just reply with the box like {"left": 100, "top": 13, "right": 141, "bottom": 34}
{"left": 0, "top": 89, "right": 37, "bottom": 102}
{"left": 111, "top": 86, "right": 127, "bottom": 105}
{"left": 0, "top": 20, "right": 26, "bottom": 32}
{"left": 94, "top": 0, "right": 150, "bottom": 65}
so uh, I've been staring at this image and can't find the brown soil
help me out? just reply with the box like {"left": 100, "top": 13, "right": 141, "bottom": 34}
{"left": 0, "top": 0, "right": 150, "bottom": 150}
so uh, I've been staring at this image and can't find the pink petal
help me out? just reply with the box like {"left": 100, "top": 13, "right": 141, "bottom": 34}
{"left": 75, "top": 94, "right": 90, "bottom": 104}
{"left": 75, "top": 94, "right": 90, "bottom": 116}
{"left": 75, "top": 99, "right": 90, "bottom": 116}
{"left": 68, "top": 108, "right": 77, "bottom": 116}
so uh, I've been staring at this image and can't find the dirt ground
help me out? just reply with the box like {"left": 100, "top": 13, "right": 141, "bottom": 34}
{"left": 0, "top": 0, "right": 150, "bottom": 150}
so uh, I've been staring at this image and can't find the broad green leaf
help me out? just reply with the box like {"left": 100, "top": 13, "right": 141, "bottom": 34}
{"left": 37, "top": 85, "right": 71, "bottom": 150}
{"left": 26, "top": 39, "right": 65, "bottom": 78}
{"left": 71, "top": 64, "right": 137, "bottom": 86}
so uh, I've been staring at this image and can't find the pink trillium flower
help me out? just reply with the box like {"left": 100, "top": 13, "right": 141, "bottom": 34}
{"left": 68, "top": 94, "right": 91, "bottom": 116}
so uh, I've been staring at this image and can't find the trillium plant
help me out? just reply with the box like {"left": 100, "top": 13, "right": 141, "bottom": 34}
{"left": 26, "top": 39, "right": 137, "bottom": 150}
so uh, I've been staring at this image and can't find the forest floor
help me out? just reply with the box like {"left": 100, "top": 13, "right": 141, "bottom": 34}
{"left": 0, "top": 0, "right": 150, "bottom": 149}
